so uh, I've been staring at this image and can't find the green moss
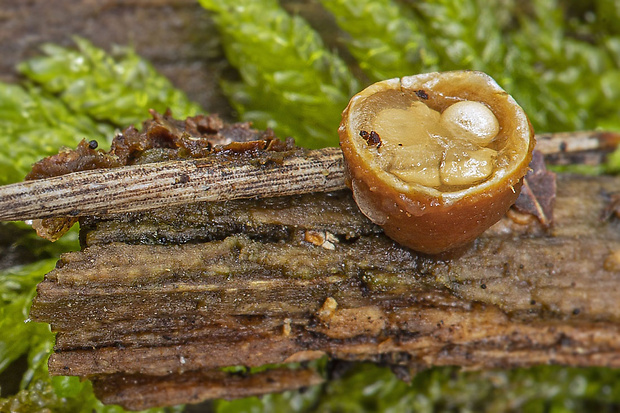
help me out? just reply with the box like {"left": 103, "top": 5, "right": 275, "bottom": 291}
{"left": 1, "top": 376, "right": 183, "bottom": 413}
{"left": 215, "top": 364, "right": 620, "bottom": 413}
{"left": 204, "top": 0, "right": 620, "bottom": 143}
{"left": 318, "top": 0, "right": 439, "bottom": 80}
{"left": 18, "top": 37, "right": 202, "bottom": 129}
{"left": 0, "top": 83, "right": 109, "bottom": 185}
{"left": 198, "top": 0, "right": 359, "bottom": 148}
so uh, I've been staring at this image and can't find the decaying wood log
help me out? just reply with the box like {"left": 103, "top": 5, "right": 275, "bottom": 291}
{"left": 11, "top": 113, "right": 616, "bottom": 410}
{"left": 29, "top": 171, "right": 620, "bottom": 410}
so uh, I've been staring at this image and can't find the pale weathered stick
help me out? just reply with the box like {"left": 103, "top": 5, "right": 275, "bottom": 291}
{"left": 534, "top": 130, "right": 620, "bottom": 153}
{"left": 0, "top": 131, "right": 618, "bottom": 222}
{"left": 0, "top": 147, "right": 345, "bottom": 221}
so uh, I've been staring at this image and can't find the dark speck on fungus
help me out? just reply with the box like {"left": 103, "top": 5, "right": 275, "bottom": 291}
{"left": 360, "top": 130, "right": 382, "bottom": 148}
{"left": 415, "top": 89, "right": 429, "bottom": 100}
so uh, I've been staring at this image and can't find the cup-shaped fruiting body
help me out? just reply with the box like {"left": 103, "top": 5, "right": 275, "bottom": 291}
{"left": 339, "top": 71, "right": 535, "bottom": 254}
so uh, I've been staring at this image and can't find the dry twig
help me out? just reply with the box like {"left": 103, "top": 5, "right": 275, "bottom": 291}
{"left": 0, "top": 131, "right": 618, "bottom": 222}
{"left": 0, "top": 147, "right": 345, "bottom": 221}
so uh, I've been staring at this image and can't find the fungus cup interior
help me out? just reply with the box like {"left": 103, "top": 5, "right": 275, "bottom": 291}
{"left": 339, "top": 71, "right": 535, "bottom": 254}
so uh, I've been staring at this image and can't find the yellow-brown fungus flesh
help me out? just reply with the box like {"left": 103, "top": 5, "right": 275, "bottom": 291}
{"left": 339, "top": 71, "right": 535, "bottom": 254}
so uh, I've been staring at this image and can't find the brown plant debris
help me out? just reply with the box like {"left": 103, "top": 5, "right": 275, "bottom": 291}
{"left": 513, "top": 150, "right": 557, "bottom": 227}
{"left": 601, "top": 192, "right": 620, "bottom": 222}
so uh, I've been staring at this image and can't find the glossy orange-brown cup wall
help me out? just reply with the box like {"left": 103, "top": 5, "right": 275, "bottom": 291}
{"left": 339, "top": 71, "right": 535, "bottom": 254}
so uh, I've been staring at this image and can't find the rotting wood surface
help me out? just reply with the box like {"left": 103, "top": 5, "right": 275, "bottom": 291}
{"left": 30, "top": 171, "right": 620, "bottom": 410}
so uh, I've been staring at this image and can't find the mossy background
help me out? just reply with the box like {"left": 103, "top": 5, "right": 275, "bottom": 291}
{"left": 1, "top": 0, "right": 620, "bottom": 412}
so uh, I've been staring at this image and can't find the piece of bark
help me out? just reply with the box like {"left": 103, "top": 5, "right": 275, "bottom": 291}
{"left": 514, "top": 151, "right": 556, "bottom": 227}
{"left": 602, "top": 192, "right": 620, "bottom": 222}
{"left": 29, "top": 172, "right": 620, "bottom": 410}
{"left": 92, "top": 368, "right": 324, "bottom": 411}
